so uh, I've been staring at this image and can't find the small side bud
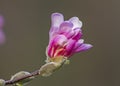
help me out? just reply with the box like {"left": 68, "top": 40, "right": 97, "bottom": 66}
{"left": 64, "top": 59, "right": 70, "bottom": 64}
{"left": 10, "top": 71, "right": 34, "bottom": 86}
{"left": 0, "top": 79, "right": 5, "bottom": 86}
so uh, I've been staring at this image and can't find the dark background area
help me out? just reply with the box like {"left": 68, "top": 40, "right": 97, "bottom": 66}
{"left": 0, "top": 0, "right": 119, "bottom": 86}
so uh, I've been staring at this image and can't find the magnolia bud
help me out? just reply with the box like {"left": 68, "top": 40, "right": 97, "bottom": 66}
{"left": 40, "top": 56, "right": 68, "bottom": 77}
{"left": 0, "top": 79, "right": 5, "bottom": 86}
{"left": 10, "top": 71, "right": 34, "bottom": 86}
{"left": 39, "top": 62, "right": 61, "bottom": 77}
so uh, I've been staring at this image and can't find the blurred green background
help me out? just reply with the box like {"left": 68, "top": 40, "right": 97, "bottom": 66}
{"left": 0, "top": 0, "right": 119, "bottom": 86}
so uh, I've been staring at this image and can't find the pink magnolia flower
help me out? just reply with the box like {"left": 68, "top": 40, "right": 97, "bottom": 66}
{"left": 0, "top": 15, "right": 5, "bottom": 45}
{"left": 46, "top": 13, "right": 92, "bottom": 58}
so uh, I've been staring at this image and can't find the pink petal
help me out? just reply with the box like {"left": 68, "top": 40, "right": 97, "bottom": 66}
{"left": 49, "top": 35, "right": 67, "bottom": 48}
{"left": 65, "top": 39, "right": 76, "bottom": 56}
{"left": 72, "top": 28, "right": 82, "bottom": 40}
{"left": 51, "top": 13, "right": 64, "bottom": 28}
{"left": 59, "top": 21, "right": 75, "bottom": 39}
{"left": 59, "top": 21, "right": 73, "bottom": 33}
{"left": 65, "top": 30, "right": 74, "bottom": 39}
{"left": 47, "top": 35, "right": 67, "bottom": 57}
{"left": 0, "top": 30, "right": 5, "bottom": 45}
{"left": 54, "top": 35, "right": 67, "bottom": 46}
{"left": 69, "top": 17, "right": 82, "bottom": 29}
{"left": 0, "top": 15, "right": 4, "bottom": 29}
{"left": 49, "top": 27, "right": 58, "bottom": 39}
{"left": 74, "top": 39, "right": 84, "bottom": 49}
{"left": 75, "top": 44, "right": 93, "bottom": 52}
{"left": 47, "top": 39, "right": 54, "bottom": 57}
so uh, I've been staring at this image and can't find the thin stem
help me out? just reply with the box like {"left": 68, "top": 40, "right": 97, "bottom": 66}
{"left": 5, "top": 70, "right": 40, "bottom": 85}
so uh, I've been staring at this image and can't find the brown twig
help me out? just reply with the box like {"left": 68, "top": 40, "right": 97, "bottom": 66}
{"left": 5, "top": 70, "right": 40, "bottom": 85}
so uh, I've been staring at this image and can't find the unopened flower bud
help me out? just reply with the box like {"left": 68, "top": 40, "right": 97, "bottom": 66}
{"left": 10, "top": 71, "right": 34, "bottom": 86}
{"left": 0, "top": 79, "right": 5, "bottom": 86}
{"left": 39, "top": 62, "right": 61, "bottom": 77}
